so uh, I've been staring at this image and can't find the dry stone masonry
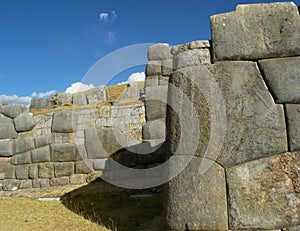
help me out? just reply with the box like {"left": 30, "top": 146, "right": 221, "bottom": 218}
{"left": 0, "top": 2, "right": 299, "bottom": 231}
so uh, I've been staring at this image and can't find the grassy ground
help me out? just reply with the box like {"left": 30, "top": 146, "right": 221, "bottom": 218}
{"left": 0, "top": 181, "right": 164, "bottom": 231}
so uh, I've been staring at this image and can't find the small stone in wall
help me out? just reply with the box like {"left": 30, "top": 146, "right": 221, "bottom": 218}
{"left": 14, "top": 112, "right": 36, "bottom": 132}
{"left": 51, "top": 110, "right": 77, "bottom": 133}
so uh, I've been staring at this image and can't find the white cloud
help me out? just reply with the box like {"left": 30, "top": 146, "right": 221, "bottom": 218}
{"left": 31, "top": 90, "right": 56, "bottom": 98}
{"left": 99, "top": 13, "right": 109, "bottom": 22}
{"left": 65, "top": 82, "right": 95, "bottom": 94}
{"left": 127, "top": 72, "right": 146, "bottom": 83}
{"left": 0, "top": 94, "right": 32, "bottom": 107}
{"left": 99, "top": 11, "right": 117, "bottom": 23}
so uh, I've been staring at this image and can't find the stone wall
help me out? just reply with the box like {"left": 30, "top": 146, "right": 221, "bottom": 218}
{"left": 0, "top": 82, "right": 146, "bottom": 190}
{"left": 152, "top": 2, "right": 300, "bottom": 231}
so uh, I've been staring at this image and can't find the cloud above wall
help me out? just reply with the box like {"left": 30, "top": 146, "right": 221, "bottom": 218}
{"left": 65, "top": 82, "right": 95, "bottom": 94}
{"left": 127, "top": 72, "right": 146, "bottom": 83}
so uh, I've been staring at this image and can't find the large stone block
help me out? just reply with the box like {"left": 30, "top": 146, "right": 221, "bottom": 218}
{"left": 87, "top": 86, "right": 107, "bottom": 104}
{"left": 166, "top": 157, "right": 228, "bottom": 230}
{"left": 148, "top": 43, "right": 171, "bottom": 60}
{"left": 11, "top": 152, "right": 31, "bottom": 165}
{"left": 14, "top": 113, "right": 36, "bottom": 132}
{"left": 84, "top": 128, "right": 109, "bottom": 159}
{"left": 50, "top": 177, "right": 70, "bottom": 186}
{"left": 75, "top": 161, "right": 92, "bottom": 174}
{"left": 50, "top": 143, "right": 78, "bottom": 162}
{"left": 30, "top": 98, "right": 51, "bottom": 109}
{"left": 51, "top": 110, "right": 77, "bottom": 133}
{"left": 14, "top": 137, "right": 35, "bottom": 154}
{"left": 145, "top": 86, "right": 168, "bottom": 121}
{"left": 146, "top": 60, "right": 162, "bottom": 76}
{"left": 174, "top": 49, "right": 211, "bottom": 70}
{"left": 56, "top": 93, "right": 72, "bottom": 106}
{"left": 16, "top": 165, "right": 29, "bottom": 180}
{"left": 259, "top": 57, "right": 300, "bottom": 103}
{"left": 227, "top": 152, "right": 300, "bottom": 230}
{"left": 19, "top": 179, "right": 32, "bottom": 189}
{"left": 73, "top": 93, "right": 88, "bottom": 106}
{"left": 31, "top": 146, "right": 51, "bottom": 163}
{"left": 34, "top": 134, "right": 53, "bottom": 148}
{"left": 0, "top": 139, "right": 13, "bottom": 157}
{"left": 0, "top": 163, "right": 15, "bottom": 179}
{"left": 1, "top": 104, "right": 28, "bottom": 118}
{"left": 70, "top": 174, "right": 87, "bottom": 185}
{"left": 211, "top": 2, "right": 300, "bottom": 61}
{"left": 2, "top": 179, "right": 19, "bottom": 191}
{"left": 38, "top": 163, "right": 54, "bottom": 178}
{"left": 0, "top": 114, "right": 17, "bottom": 139}
{"left": 285, "top": 104, "right": 300, "bottom": 151}
{"left": 29, "top": 164, "right": 38, "bottom": 179}
{"left": 54, "top": 162, "right": 74, "bottom": 177}
{"left": 145, "top": 75, "right": 159, "bottom": 88}
{"left": 142, "top": 119, "right": 166, "bottom": 140}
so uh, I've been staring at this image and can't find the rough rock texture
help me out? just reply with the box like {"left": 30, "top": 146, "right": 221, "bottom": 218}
{"left": 166, "top": 157, "right": 228, "bottom": 230}
{"left": 286, "top": 104, "right": 300, "bottom": 151}
{"left": 84, "top": 128, "right": 108, "bottom": 159}
{"left": 146, "top": 60, "right": 162, "bottom": 76}
{"left": 54, "top": 162, "right": 74, "bottom": 177}
{"left": 148, "top": 44, "right": 171, "bottom": 60}
{"left": 11, "top": 152, "right": 31, "bottom": 165}
{"left": 87, "top": 87, "right": 107, "bottom": 104}
{"left": 142, "top": 119, "right": 166, "bottom": 140}
{"left": 145, "top": 86, "right": 168, "bottom": 121}
{"left": 50, "top": 143, "right": 78, "bottom": 162}
{"left": 0, "top": 114, "right": 17, "bottom": 139}
{"left": 259, "top": 57, "right": 300, "bottom": 103}
{"left": 14, "top": 138, "right": 35, "bottom": 154}
{"left": 14, "top": 113, "right": 36, "bottom": 132}
{"left": 73, "top": 93, "right": 88, "bottom": 106}
{"left": 56, "top": 93, "right": 72, "bottom": 106}
{"left": 0, "top": 139, "right": 13, "bottom": 157}
{"left": 51, "top": 110, "right": 77, "bottom": 133}
{"left": 31, "top": 146, "right": 51, "bottom": 163}
{"left": 30, "top": 98, "right": 51, "bottom": 109}
{"left": 1, "top": 104, "right": 28, "bottom": 118}
{"left": 211, "top": 2, "right": 300, "bottom": 61}
{"left": 227, "top": 152, "right": 300, "bottom": 230}
{"left": 174, "top": 49, "right": 211, "bottom": 70}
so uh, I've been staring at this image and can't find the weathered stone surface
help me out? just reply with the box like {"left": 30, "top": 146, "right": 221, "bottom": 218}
{"left": 87, "top": 86, "right": 107, "bottom": 104}
{"left": 75, "top": 161, "right": 92, "bottom": 174}
{"left": 1, "top": 104, "right": 28, "bottom": 118}
{"left": 70, "top": 174, "right": 87, "bottom": 185}
{"left": 148, "top": 43, "right": 171, "bottom": 60}
{"left": 73, "top": 93, "right": 88, "bottom": 106}
{"left": 84, "top": 128, "right": 108, "bottom": 159}
{"left": 158, "top": 76, "right": 169, "bottom": 86}
{"left": 54, "top": 162, "right": 74, "bottom": 177}
{"left": 2, "top": 179, "right": 19, "bottom": 191}
{"left": 93, "top": 158, "right": 109, "bottom": 171}
{"left": 142, "top": 119, "right": 166, "bottom": 140}
{"left": 50, "top": 143, "right": 78, "bottom": 162}
{"left": 30, "top": 98, "right": 51, "bottom": 109}
{"left": 259, "top": 57, "right": 300, "bottom": 103}
{"left": 0, "top": 114, "right": 17, "bottom": 139}
{"left": 31, "top": 146, "right": 51, "bottom": 163}
{"left": 145, "top": 75, "right": 159, "bottom": 88}
{"left": 11, "top": 152, "right": 31, "bottom": 165}
{"left": 50, "top": 177, "right": 70, "bottom": 186}
{"left": 29, "top": 164, "right": 38, "bottom": 179}
{"left": 34, "top": 134, "right": 53, "bottom": 148}
{"left": 14, "top": 113, "right": 36, "bottom": 132}
{"left": 211, "top": 2, "right": 300, "bottom": 61}
{"left": 227, "top": 152, "right": 300, "bottom": 230}
{"left": 174, "top": 49, "right": 211, "bottom": 70}
{"left": 56, "top": 93, "right": 72, "bottom": 106}
{"left": 51, "top": 110, "right": 77, "bottom": 133}
{"left": 32, "top": 179, "right": 49, "bottom": 188}
{"left": 146, "top": 60, "right": 162, "bottom": 76}
{"left": 0, "top": 139, "right": 13, "bottom": 157}
{"left": 162, "top": 59, "right": 173, "bottom": 76}
{"left": 286, "top": 104, "right": 300, "bottom": 151}
{"left": 0, "top": 100, "right": 8, "bottom": 107}
{"left": 38, "top": 163, "right": 54, "bottom": 178}
{"left": 166, "top": 157, "right": 228, "bottom": 230}
{"left": 189, "top": 40, "right": 210, "bottom": 50}
{"left": 0, "top": 163, "right": 15, "bottom": 179}
{"left": 14, "top": 137, "right": 35, "bottom": 154}
{"left": 120, "top": 83, "right": 140, "bottom": 99}
{"left": 16, "top": 165, "right": 29, "bottom": 179}
{"left": 96, "top": 127, "right": 128, "bottom": 156}
{"left": 145, "top": 86, "right": 168, "bottom": 121}
{"left": 284, "top": 225, "right": 300, "bottom": 231}
{"left": 19, "top": 179, "right": 32, "bottom": 189}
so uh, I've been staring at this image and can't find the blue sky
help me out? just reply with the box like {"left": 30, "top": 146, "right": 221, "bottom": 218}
{"left": 0, "top": 0, "right": 299, "bottom": 105}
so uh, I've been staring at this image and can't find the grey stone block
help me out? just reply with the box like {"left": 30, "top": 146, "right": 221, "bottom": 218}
{"left": 145, "top": 86, "right": 168, "bottom": 121}
{"left": 50, "top": 177, "right": 70, "bottom": 186}
{"left": 84, "top": 128, "right": 109, "bottom": 159}
{"left": 145, "top": 75, "right": 159, "bottom": 88}
{"left": 54, "top": 162, "right": 74, "bottom": 177}
{"left": 142, "top": 119, "right": 166, "bottom": 140}
{"left": 120, "top": 83, "right": 140, "bottom": 99}
{"left": 29, "top": 164, "right": 38, "bottom": 179}
{"left": 14, "top": 137, "right": 35, "bottom": 154}
{"left": 32, "top": 146, "right": 51, "bottom": 163}
{"left": 148, "top": 43, "right": 171, "bottom": 60}
{"left": 158, "top": 76, "right": 169, "bottom": 86}
{"left": 285, "top": 104, "right": 300, "bottom": 151}
{"left": 11, "top": 152, "right": 31, "bottom": 165}
{"left": 259, "top": 57, "right": 300, "bottom": 103}
{"left": 189, "top": 40, "right": 210, "bottom": 50}
{"left": 73, "top": 93, "right": 88, "bottom": 106}
{"left": 0, "top": 114, "right": 17, "bottom": 139}
{"left": 146, "top": 60, "right": 162, "bottom": 76}
{"left": 211, "top": 2, "right": 300, "bottom": 61}
{"left": 16, "top": 165, "right": 29, "bottom": 179}
{"left": 51, "top": 110, "right": 77, "bottom": 133}
{"left": 1, "top": 104, "right": 28, "bottom": 118}
{"left": 2, "top": 179, "right": 19, "bottom": 191}
{"left": 162, "top": 59, "right": 173, "bottom": 76}
{"left": 93, "top": 158, "right": 109, "bottom": 171}
{"left": 38, "top": 163, "right": 54, "bottom": 178}
{"left": 34, "top": 134, "right": 53, "bottom": 148}
{"left": 227, "top": 152, "right": 300, "bottom": 230}
{"left": 174, "top": 49, "right": 211, "bottom": 70}
{"left": 32, "top": 179, "right": 49, "bottom": 188}
{"left": 0, "top": 139, "right": 13, "bottom": 157}
{"left": 166, "top": 157, "right": 228, "bottom": 230}
{"left": 56, "top": 93, "right": 72, "bottom": 106}
{"left": 0, "top": 163, "right": 15, "bottom": 179}
{"left": 75, "top": 161, "right": 92, "bottom": 174}
{"left": 19, "top": 179, "right": 32, "bottom": 189}
{"left": 30, "top": 98, "right": 51, "bottom": 109}
{"left": 14, "top": 113, "right": 36, "bottom": 132}
{"left": 70, "top": 174, "right": 87, "bottom": 185}
{"left": 87, "top": 86, "right": 107, "bottom": 104}
{"left": 50, "top": 143, "right": 78, "bottom": 162}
